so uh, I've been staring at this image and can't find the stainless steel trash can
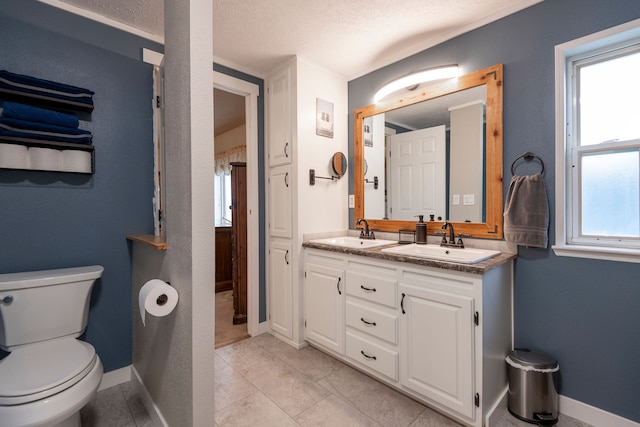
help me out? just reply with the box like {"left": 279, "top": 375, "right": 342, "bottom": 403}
{"left": 506, "top": 349, "right": 559, "bottom": 425}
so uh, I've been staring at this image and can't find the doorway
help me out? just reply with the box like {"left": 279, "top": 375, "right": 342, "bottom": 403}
{"left": 213, "top": 73, "right": 261, "bottom": 347}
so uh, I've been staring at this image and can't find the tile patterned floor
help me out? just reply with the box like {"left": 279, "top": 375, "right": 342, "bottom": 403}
{"left": 215, "top": 290, "right": 250, "bottom": 349}
{"left": 81, "top": 333, "right": 595, "bottom": 427}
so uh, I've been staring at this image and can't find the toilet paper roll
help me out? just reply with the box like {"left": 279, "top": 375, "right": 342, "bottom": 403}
{"left": 0, "top": 143, "right": 29, "bottom": 169}
{"left": 62, "top": 150, "right": 92, "bottom": 173}
{"left": 139, "top": 279, "right": 179, "bottom": 326}
{"left": 29, "top": 147, "right": 62, "bottom": 171}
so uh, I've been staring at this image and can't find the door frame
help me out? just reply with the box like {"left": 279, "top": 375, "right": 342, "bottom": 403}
{"left": 213, "top": 71, "right": 261, "bottom": 336}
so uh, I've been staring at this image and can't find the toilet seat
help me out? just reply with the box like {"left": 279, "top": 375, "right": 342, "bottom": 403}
{"left": 0, "top": 337, "right": 97, "bottom": 405}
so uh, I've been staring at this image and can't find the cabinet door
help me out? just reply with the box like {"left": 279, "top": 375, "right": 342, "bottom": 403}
{"left": 305, "top": 263, "right": 344, "bottom": 354}
{"left": 267, "top": 66, "right": 292, "bottom": 167}
{"left": 399, "top": 283, "right": 475, "bottom": 419}
{"left": 269, "top": 165, "right": 292, "bottom": 238}
{"left": 269, "top": 240, "right": 293, "bottom": 339}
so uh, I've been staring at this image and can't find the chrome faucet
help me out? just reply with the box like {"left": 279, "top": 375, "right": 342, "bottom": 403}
{"left": 441, "top": 221, "right": 464, "bottom": 248}
{"left": 356, "top": 218, "right": 375, "bottom": 240}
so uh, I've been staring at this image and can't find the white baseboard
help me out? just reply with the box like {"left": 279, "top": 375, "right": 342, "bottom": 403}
{"left": 559, "top": 395, "right": 640, "bottom": 427}
{"left": 253, "top": 320, "right": 270, "bottom": 336}
{"left": 482, "top": 390, "right": 638, "bottom": 427}
{"left": 98, "top": 365, "right": 131, "bottom": 391}
{"left": 131, "top": 366, "right": 169, "bottom": 427}
{"left": 485, "top": 387, "right": 508, "bottom": 426}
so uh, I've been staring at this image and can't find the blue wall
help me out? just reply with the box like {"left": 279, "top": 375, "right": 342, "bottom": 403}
{"left": 0, "top": 13, "right": 159, "bottom": 372}
{"left": 0, "top": 4, "right": 268, "bottom": 374}
{"left": 349, "top": 0, "right": 640, "bottom": 421}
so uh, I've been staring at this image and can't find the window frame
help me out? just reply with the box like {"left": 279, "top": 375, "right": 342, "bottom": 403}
{"left": 554, "top": 18, "right": 640, "bottom": 263}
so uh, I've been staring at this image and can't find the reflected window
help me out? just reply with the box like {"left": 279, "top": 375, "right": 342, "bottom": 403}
{"left": 214, "top": 173, "right": 232, "bottom": 226}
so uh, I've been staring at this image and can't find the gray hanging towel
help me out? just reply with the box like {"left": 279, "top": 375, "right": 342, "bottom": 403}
{"left": 504, "top": 173, "right": 549, "bottom": 248}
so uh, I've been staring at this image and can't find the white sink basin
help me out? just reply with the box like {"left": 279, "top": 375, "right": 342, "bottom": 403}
{"left": 382, "top": 244, "right": 500, "bottom": 264}
{"left": 309, "top": 236, "right": 397, "bottom": 249}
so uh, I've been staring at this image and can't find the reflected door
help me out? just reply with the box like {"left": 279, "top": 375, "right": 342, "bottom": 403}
{"left": 388, "top": 125, "right": 446, "bottom": 220}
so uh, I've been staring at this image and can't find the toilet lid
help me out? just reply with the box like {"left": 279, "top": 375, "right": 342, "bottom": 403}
{"left": 0, "top": 337, "right": 96, "bottom": 404}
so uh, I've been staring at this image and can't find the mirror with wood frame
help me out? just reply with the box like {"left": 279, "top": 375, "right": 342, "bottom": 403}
{"left": 354, "top": 64, "right": 504, "bottom": 239}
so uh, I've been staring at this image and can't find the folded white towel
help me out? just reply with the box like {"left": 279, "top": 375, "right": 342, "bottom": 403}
{"left": 504, "top": 173, "right": 549, "bottom": 248}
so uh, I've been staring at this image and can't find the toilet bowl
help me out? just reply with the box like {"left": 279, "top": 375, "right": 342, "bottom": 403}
{"left": 0, "top": 265, "right": 104, "bottom": 427}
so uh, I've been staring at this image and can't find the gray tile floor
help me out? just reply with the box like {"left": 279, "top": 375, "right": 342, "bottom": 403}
{"left": 81, "top": 333, "right": 594, "bottom": 427}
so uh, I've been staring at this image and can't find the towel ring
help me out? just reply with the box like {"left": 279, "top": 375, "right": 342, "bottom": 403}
{"left": 511, "top": 151, "right": 545, "bottom": 175}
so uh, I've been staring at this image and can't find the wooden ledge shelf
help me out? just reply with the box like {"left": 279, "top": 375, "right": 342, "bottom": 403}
{"left": 127, "top": 234, "right": 167, "bottom": 250}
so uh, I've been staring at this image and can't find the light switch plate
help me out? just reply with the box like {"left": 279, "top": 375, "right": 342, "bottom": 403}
{"left": 453, "top": 194, "right": 460, "bottom": 205}
{"left": 349, "top": 194, "right": 355, "bottom": 208}
{"left": 463, "top": 194, "right": 475, "bottom": 205}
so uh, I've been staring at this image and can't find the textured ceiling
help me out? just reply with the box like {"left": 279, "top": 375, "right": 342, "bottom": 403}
{"left": 54, "top": 0, "right": 540, "bottom": 134}
{"left": 57, "top": 0, "right": 541, "bottom": 79}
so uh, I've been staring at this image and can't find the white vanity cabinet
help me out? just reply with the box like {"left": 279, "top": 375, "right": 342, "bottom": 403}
{"left": 266, "top": 56, "right": 348, "bottom": 348}
{"left": 304, "top": 251, "right": 344, "bottom": 354}
{"left": 399, "top": 272, "right": 475, "bottom": 419}
{"left": 344, "top": 260, "right": 400, "bottom": 382}
{"left": 303, "top": 247, "right": 513, "bottom": 427}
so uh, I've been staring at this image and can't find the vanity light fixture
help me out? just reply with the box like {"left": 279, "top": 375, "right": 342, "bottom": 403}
{"left": 373, "top": 65, "right": 459, "bottom": 103}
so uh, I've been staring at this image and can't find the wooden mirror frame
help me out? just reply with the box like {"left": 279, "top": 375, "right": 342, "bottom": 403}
{"left": 354, "top": 64, "right": 503, "bottom": 239}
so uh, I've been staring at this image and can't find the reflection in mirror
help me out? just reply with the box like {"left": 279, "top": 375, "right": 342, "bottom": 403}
{"left": 354, "top": 64, "right": 504, "bottom": 239}
{"left": 364, "top": 86, "right": 486, "bottom": 222}
{"left": 331, "top": 152, "right": 347, "bottom": 177}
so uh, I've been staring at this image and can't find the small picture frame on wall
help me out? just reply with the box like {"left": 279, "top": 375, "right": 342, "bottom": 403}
{"left": 363, "top": 116, "right": 373, "bottom": 147}
{"left": 316, "top": 98, "right": 334, "bottom": 138}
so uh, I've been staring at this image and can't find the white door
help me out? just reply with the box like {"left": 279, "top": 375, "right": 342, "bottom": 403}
{"left": 388, "top": 125, "right": 446, "bottom": 220}
{"left": 399, "top": 283, "right": 475, "bottom": 419}
{"left": 305, "top": 263, "right": 344, "bottom": 353}
{"left": 268, "top": 165, "right": 292, "bottom": 238}
{"left": 269, "top": 240, "right": 293, "bottom": 339}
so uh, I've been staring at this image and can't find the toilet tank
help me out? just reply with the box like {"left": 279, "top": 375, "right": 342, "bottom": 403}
{"left": 0, "top": 265, "right": 104, "bottom": 351}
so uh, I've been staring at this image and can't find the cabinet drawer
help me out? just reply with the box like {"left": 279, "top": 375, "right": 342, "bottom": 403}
{"left": 346, "top": 271, "right": 397, "bottom": 308}
{"left": 346, "top": 331, "right": 398, "bottom": 381}
{"left": 346, "top": 300, "right": 398, "bottom": 344}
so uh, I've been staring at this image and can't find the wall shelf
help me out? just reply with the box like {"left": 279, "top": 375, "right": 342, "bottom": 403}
{"left": 0, "top": 88, "right": 94, "bottom": 113}
{"left": 0, "top": 81, "right": 95, "bottom": 174}
{"left": 0, "top": 137, "right": 95, "bottom": 174}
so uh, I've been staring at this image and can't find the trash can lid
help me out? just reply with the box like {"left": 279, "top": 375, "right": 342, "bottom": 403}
{"left": 507, "top": 349, "right": 558, "bottom": 370}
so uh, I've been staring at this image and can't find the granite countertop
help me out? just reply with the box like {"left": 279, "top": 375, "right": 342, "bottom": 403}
{"left": 302, "top": 241, "right": 516, "bottom": 275}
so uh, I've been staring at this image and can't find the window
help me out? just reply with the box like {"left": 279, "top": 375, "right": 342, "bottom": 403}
{"left": 554, "top": 19, "right": 640, "bottom": 263}
{"left": 215, "top": 173, "right": 232, "bottom": 226}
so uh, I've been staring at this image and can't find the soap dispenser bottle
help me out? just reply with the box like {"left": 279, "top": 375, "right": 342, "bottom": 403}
{"left": 415, "top": 215, "right": 427, "bottom": 245}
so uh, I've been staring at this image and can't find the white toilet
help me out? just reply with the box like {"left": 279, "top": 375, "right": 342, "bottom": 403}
{"left": 0, "top": 265, "right": 104, "bottom": 427}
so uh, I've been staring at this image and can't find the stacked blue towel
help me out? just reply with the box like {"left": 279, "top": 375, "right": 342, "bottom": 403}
{"left": 0, "top": 70, "right": 95, "bottom": 145}
{"left": 0, "top": 70, "right": 94, "bottom": 109}
{"left": 2, "top": 101, "right": 79, "bottom": 128}
{"left": 0, "top": 116, "right": 92, "bottom": 145}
